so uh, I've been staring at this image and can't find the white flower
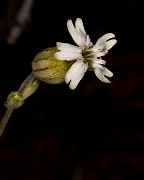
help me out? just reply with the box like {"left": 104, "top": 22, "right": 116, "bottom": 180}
{"left": 54, "top": 18, "right": 117, "bottom": 90}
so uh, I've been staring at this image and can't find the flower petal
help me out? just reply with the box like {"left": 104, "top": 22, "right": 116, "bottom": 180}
{"left": 102, "top": 67, "right": 113, "bottom": 77}
{"left": 75, "top": 18, "right": 93, "bottom": 47}
{"left": 75, "top": 18, "right": 87, "bottom": 38}
{"left": 55, "top": 51, "right": 81, "bottom": 61}
{"left": 96, "top": 51, "right": 106, "bottom": 57}
{"left": 56, "top": 42, "right": 81, "bottom": 52}
{"left": 92, "top": 59, "right": 106, "bottom": 69}
{"left": 92, "top": 63, "right": 104, "bottom": 69}
{"left": 67, "top": 19, "right": 87, "bottom": 47}
{"left": 94, "top": 68, "right": 111, "bottom": 83}
{"left": 105, "top": 39, "right": 117, "bottom": 50}
{"left": 94, "top": 33, "right": 116, "bottom": 48}
{"left": 65, "top": 61, "right": 88, "bottom": 89}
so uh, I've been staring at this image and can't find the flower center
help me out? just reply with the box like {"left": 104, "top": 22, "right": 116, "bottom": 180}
{"left": 82, "top": 48, "right": 94, "bottom": 62}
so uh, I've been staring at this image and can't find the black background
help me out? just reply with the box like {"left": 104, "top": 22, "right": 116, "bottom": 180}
{"left": 0, "top": 0, "right": 144, "bottom": 180}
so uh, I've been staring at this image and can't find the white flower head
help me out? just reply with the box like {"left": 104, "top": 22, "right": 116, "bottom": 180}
{"left": 54, "top": 18, "right": 117, "bottom": 90}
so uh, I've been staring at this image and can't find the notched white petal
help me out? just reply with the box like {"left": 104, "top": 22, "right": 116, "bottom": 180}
{"left": 54, "top": 51, "right": 81, "bottom": 61}
{"left": 92, "top": 63, "right": 104, "bottom": 69}
{"left": 65, "top": 61, "right": 88, "bottom": 90}
{"left": 75, "top": 18, "right": 87, "bottom": 37}
{"left": 96, "top": 52, "right": 106, "bottom": 57}
{"left": 105, "top": 39, "right": 117, "bottom": 50}
{"left": 67, "top": 19, "right": 87, "bottom": 47}
{"left": 56, "top": 42, "right": 81, "bottom": 52}
{"left": 103, "top": 67, "right": 113, "bottom": 77}
{"left": 94, "top": 68, "right": 111, "bottom": 83}
{"left": 93, "top": 59, "right": 106, "bottom": 65}
{"left": 95, "top": 33, "right": 116, "bottom": 48}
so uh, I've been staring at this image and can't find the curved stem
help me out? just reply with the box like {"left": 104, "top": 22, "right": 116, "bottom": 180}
{"left": 0, "top": 108, "right": 14, "bottom": 137}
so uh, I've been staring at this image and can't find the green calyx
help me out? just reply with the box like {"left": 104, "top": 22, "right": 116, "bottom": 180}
{"left": 5, "top": 91, "right": 24, "bottom": 109}
{"left": 31, "top": 47, "right": 74, "bottom": 84}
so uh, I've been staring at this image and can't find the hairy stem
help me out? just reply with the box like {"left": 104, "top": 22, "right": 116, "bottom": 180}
{"left": 0, "top": 108, "right": 14, "bottom": 137}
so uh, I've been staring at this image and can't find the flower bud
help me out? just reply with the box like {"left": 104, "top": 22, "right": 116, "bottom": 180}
{"left": 31, "top": 47, "right": 74, "bottom": 84}
{"left": 5, "top": 91, "right": 24, "bottom": 109}
{"left": 19, "top": 75, "right": 40, "bottom": 100}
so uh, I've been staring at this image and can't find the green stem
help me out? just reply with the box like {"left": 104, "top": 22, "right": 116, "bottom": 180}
{"left": 0, "top": 72, "right": 40, "bottom": 137}
{"left": 0, "top": 108, "right": 14, "bottom": 137}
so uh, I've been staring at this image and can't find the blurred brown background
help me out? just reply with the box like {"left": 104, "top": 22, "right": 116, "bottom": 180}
{"left": 0, "top": 0, "right": 144, "bottom": 179}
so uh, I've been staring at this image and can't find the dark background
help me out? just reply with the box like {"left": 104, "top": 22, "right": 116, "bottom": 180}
{"left": 0, "top": 0, "right": 144, "bottom": 179}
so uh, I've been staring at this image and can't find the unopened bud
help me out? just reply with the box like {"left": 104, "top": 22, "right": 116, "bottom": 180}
{"left": 5, "top": 74, "right": 40, "bottom": 110}
{"left": 5, "top": 91, "right": 24, "bottom": 109}
{"left": 31, "top": 47, "right": 73, "bottom": 84}
{"left": 19, "top": 75, "right": 40, "bottom": 99}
